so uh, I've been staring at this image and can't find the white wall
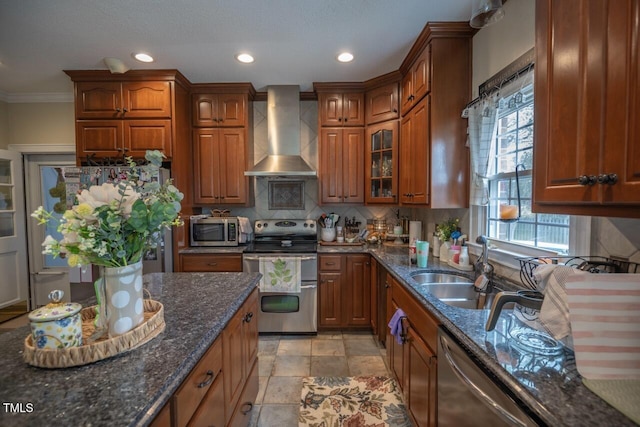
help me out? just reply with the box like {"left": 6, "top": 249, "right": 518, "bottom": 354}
{"left": 471, "top": 0, "right": 535, "bottom": 97}
{"left": 6, "top": 102, "right": 74, "bottom": 147}
{"left": 0, "top": 100, "right": 9, "bottom": 149}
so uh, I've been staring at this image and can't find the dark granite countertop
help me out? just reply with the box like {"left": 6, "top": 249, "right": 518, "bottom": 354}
{"left": 366, "top": 246, "right": 636, "bottom": 427}
{"left": 0, "top": 272, "right": 260, "bottom": 427}
{"left": 179, "top": 246, "right": 248, "bottom": 254}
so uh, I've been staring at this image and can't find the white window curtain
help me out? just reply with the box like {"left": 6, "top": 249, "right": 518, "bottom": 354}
{"left": 467, "top": 67, "right": 534, "bottom": 206}
{"left": 467, "top": 94, "right": 499, "bottom": 206}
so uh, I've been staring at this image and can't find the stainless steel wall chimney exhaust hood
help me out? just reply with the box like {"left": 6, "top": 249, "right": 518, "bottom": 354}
{"left": 244, "top": 85, "right": 316, "bottom": 177}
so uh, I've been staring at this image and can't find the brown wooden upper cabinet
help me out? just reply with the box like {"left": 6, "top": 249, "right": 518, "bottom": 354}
{"left": 318, "top": 91, "right": 365, "bottom": 127}
{"left": 533, "top": 0, "right": 640, "bottom": 218}
{"left": 398, "top": 23, "right": 473, "bottom": 208}
{"left": 319, "top": 127, "right": 365, "bottom": 204}
{"left": 365, "top": 82, "right": 399, "bottom": 125}
{"left": 193, "top": 128, "right": 250, "bottom": 205}
{"left": 192, "top": 92, "right": 247, "bottom": 127}
{"left": 401, "top": 46, "right": 431, "bottom": 116}
{"left": 366, "top": 120, "right": 399, "bottom": 204}
{"left": 74, "top": 81, "right": 172, "bottom": 119}
{"left": 65, "top": 70, "right": 190, "bottom": 165}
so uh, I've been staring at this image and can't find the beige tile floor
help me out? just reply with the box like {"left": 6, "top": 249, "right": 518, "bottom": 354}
{"left": 250, "top": 331, "right": 389, "bottom": 427}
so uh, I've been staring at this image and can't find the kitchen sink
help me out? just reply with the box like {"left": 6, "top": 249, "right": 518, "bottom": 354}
{"left": 410, "top": 272, "right": 497, "bottom": 310}
{"left": 410, "top": 272, "right": 473, "bottom": 285}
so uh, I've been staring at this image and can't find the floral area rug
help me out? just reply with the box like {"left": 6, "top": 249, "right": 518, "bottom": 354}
{"left": 299, "top": 376, "right": 412, "bottom": 427}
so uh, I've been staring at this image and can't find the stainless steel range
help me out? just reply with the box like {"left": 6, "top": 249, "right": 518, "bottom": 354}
{"left": 242, "top": 219, "right": 317, "bottom": 334}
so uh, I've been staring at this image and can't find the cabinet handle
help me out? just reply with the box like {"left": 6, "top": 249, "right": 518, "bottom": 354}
{"left": 385, "top": 283, "right": 390, "bottom": 288}
{"left": 393, "top": 108, "right": 398, "bottom": 113}
{"left": 578, "top": 175, "right": 597, "bottom": 186}
{"left": 240, "top": 402, "right": 253, "bottom": 415}
{"left": 325, "top": 262, "right": 336, "bottom": 265}
{"left": 207, "top": 262, "right": 218, "bottom": 266}
{"left": 122, "top": 108, "right": 128, "bottom": 113}
{"left": 123, "top": 148, "right": 129, "bottom": 152}
{"left": 214, "top": 196, "right": 220, "bottom": 199}
{"left": 197, "top": 370, "right": 216, "bottom": 388}
{"left": 597, "top": 173, "right": 618, "bottom": 185}
{"left": 243, "top": 312, "right": 254, "bottom": 323}
{"left": 116, "top": 148, "right": 123, "bottom": 152}
{"left": 115, "top": 107, "right": 121, "bottom": 113}
{"left": 218, "top": 117, "right": 224, "bottom": 122}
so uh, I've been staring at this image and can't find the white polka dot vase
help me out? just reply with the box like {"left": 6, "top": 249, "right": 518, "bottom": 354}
{"left": 102, "top": 260, "right": 145, "bottom": 337}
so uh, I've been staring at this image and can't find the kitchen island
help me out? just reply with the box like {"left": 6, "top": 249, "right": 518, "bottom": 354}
{"left": 0, "top": 272, "right": 260, "bottom": 427}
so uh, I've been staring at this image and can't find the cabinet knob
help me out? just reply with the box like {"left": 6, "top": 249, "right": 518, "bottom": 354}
{"left": 122, "top": 108, "right": 128, "bottom": 113}
{"left": 578, "top": 175, "right": 597, "bottom": 186}
{"left": 243, "top": 312, "right": 254, "bottom": 323}
{"left": 338, "top": 117, "right": 343, "bottom": 122}
{"left": 385, "top": 283, "right": 390, "bottom": 288}
{"left": 393, "top": 108, "right": 398, "bottom": 113}
{"left": 218, "top": 117, "right": 224, "bottom": 122}
{"left": 344, "top": 118, "right": 348, "bottom": 122}
{"left": 115, "top": 107, "right": 121, "bottom": 113}
{"left": 214, "top": 196, "right": 220, "bottom": 199}
{"left": 597, "top": 173, "right": 618, "bottom": 185}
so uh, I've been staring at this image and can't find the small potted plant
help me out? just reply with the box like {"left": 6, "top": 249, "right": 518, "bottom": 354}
{"left": 436, "top": 218, "right": 460, "bottom": 261}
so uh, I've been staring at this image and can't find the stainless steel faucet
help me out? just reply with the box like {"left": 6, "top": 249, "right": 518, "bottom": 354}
{"left": 474, "top": 235, "right": 494, "bottom": 293}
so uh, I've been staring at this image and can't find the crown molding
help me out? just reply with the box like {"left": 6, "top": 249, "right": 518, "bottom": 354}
{"left": 0, "top": 91, "right": 73, "bottom": 103}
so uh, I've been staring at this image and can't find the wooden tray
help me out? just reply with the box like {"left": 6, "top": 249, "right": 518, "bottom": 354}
{"left": 319, "top": 241, "right": 365, "bottom": 246}
{"left": 23, "top": 299, "right": 165, "bottom": 369}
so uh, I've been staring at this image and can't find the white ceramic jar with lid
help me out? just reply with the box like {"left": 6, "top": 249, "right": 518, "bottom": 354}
{"left": 29, "top": 290, "right": 83, "bottom": 349}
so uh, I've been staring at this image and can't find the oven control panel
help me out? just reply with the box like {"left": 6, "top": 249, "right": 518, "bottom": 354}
{"left": 254, "top": 219, "right": 316, "bottom": 236}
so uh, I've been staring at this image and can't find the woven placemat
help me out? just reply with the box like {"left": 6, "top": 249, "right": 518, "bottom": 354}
{"left": 23, "top": 299, "right": 165, "bottom": 369}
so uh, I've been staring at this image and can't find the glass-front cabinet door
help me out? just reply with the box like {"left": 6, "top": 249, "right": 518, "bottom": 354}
{"left": 366, "top": 120, "right": 399, "bottom": 204}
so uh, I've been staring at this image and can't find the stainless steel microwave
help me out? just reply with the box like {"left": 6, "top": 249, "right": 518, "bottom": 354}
{"left": 190, "top": 217, "right": 239, "bottom": 247}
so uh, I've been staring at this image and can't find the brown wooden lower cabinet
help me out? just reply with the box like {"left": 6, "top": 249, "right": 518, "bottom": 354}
{"left": 179, "top": 253, "right": 243, "bottom": 272}
{"left": 318, "top": 254, "right": 371, "bottom": 329}
{"left": 150, "top": 288, "right": 258, "bottom": 426}
{"left": 386, "top": 274, "right": 439, "bottom": 427}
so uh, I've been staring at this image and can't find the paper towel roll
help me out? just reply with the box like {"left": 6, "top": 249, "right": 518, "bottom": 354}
{"left": 409, "top": 221, "right": 422, "bottom": 244}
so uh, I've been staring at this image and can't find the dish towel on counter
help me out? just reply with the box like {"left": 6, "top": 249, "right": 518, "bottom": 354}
{"left": 388, "top": 308, "right": 407, "bottom": 345}
{"left": 534, "top": 264, "right": 587, "bottom": 345}
{"left": 259, "top": 257, "right": 301, "bottom": 293}
{"left": 565, "top": 273, "right": 640, "bottom": 380}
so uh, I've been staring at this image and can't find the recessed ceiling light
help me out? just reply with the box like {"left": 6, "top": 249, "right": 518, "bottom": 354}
{"left": 236, "top": 53, "right": 254, "bottom": 64}
{"left": 133, "top": 53, "right": 154, "bottom": 63}
{"left": 337, "top": 52, "right": 354, "bottom": 63}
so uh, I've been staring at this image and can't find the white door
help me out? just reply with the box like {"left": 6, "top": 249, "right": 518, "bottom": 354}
{"left": 25, "top": 154, "right": 75, "bottom": 307}
{"left": 0, "top": 149, "right": 28, "bottom": 310}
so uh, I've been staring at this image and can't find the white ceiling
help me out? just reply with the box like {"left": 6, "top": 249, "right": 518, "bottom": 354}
{"left": 0, "top": 0, "right": 474, "bottom": 96}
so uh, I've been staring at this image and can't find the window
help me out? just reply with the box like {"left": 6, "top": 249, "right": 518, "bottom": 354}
{"left": 486, "top": 83, "right": 570, "bottom": 254}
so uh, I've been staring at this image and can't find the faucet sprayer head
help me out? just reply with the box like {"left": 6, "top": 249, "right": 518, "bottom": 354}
{"left": 476, "top": 235, "right": 488, "bottom": 245}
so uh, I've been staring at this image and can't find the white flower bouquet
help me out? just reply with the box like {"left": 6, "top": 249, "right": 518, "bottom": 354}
{"left": 32, "top": 150, "right": 184, "bottom": 268}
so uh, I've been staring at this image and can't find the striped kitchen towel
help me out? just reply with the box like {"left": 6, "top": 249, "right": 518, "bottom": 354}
{"left": 566, "top": 274, "right": 640, "bottom": 380}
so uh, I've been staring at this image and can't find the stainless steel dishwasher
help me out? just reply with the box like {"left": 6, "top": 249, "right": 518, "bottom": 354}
{"left": 437, "top": 327, "right": 544, "bottom": 427}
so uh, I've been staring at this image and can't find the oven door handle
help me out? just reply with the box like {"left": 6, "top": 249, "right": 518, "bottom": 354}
{"left": 243, "top": 255, "right": 317, "bottom": 261}
{"left": 301, "top": 283, "right": 317, "bottom": 289}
